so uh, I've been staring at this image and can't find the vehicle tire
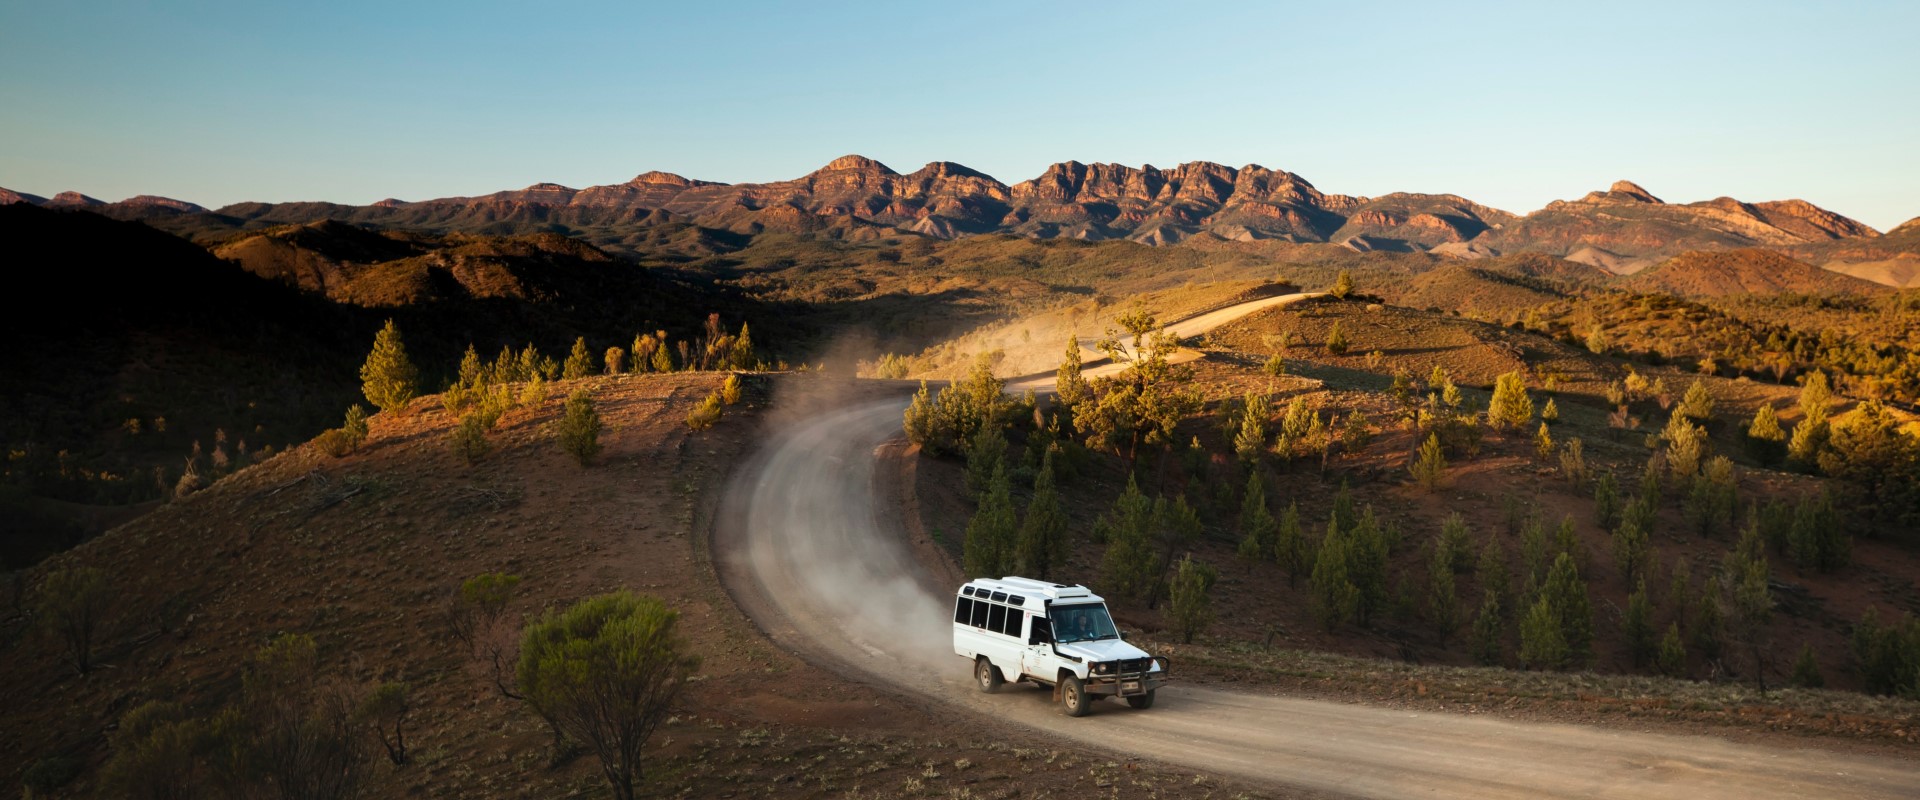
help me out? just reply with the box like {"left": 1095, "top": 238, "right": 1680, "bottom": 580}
{"left": 974, "top": 656, "right": 1004, "bottom": 694}
{"left": 1060, "top": 675, "right": 1091, "bottom": 717}
{"left": 1126, "top": 689, "right": 1156, "bottom": 709}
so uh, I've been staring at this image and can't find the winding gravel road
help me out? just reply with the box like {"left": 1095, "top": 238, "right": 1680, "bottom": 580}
{"left": 714, "top": 296, "right": 1917, "bottom": 799}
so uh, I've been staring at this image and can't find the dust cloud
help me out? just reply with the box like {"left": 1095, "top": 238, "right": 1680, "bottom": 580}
{"left": 725, "top": 376, "right": 958, "bottom": 678}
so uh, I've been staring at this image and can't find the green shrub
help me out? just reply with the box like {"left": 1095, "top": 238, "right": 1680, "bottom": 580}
{"left": 315, "top": 429, "right": 353, "bottom": 459}
{"left": 518, "top": 592, "right": 698, "bottom": 800}
{"left": 685, "top": 392, "right": 723, "bottom": 431}
{"left": 34, "top": 564, "right": 112, "bottom": 675}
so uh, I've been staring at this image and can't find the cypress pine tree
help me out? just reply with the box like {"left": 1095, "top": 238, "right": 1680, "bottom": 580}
{"left": 1746, "top": 403, "right": 1786, "bottom": 464}
{"left": 1613, "top": 516, "right": 1651, "bottom": 586}
{"left": 342, "top": 404, "right": 369, "bottom": 450}
{"left": 650, "top": 337, "right": 674, "bottom": 373}
{"left": 1235, "top": 470, "right": 1277, "bottom": 566}
{"left": 1167, "top": 555, "right": 1217, "bottom": 644}
{"left": 1095, "top": 476, "right": 1157, "bottom": 603}
{"left": 1478, "top": 536, "right": 1510, "bottom": 606}
{"left": 1624, "top": 579, "right": 1655, "bottom": 668}
{"left": 1056, "top": 335, "right": 1091, "bottom": 411}
{"left": 1594, "top": 470, "right": 1622, "bottom": 530}
{"left": 1016, "top": 451, "right": 1069, "bottom": 580}
{"left": 1276, "top": 502, "right": 1308, "bottom": 587}
{"left": 556, "top": 390, "right": 602, "bottom": 466}
{"left": 1471, "top": 590, "right": 1503, "bottom": 666}
{"left": 1428, "top": 545, "right": 1459, "bottom": 643}
{"left": 1790, "top": 643, "right": 1824, "bottom": 688}
{"left": 1487, "top": 371, "right": 1534, "bottom": 431}
{"left": 1678, "top": 380, "right": 1714, "bottom": 423}
{"left": 1410, "top": 433, "right": 1447, "bottom": 490}
{"left": 359, "top": 319, "right": 419, "bottom": 412}
{"left": 1520, "top": 594, "right": 1570, "bottom": 670}
{"left": 1541, "top": 397, "right": 1559, "bottom": 424}
{"left": 563, "top": 337, "right": 595, "bottom": 380}
{"left": 1657, "top": 623, "right": 1688, "bottom": 677}
{"left": 729, "top": 322, "right": 755, "bottom": 370}
{"left": 964, "top": 419, "right": 1007, "bottom": 498}
{"left": 458, "top": 344, "right": 484, "bottom": 388}
{"left": 1693, "top": 587, "right": 1723, "bottom": 663}
{"left": 1309, "top": 525, "right": 1358, "bottom": 631}
{"left": 1544, "top": 552, "right": 1594, "bottom": 666}
{"left": 1235, "top": 392, "right": 1270, "bottom": 465}
{"left": 1347, "top": 511, "right": 1390, "bottom": 627}
{"left": 964, "top": 463, "right": 1017, "bottom": 578}
{"left": 1438, "top": 513, "right": 1472, "bottom": 573}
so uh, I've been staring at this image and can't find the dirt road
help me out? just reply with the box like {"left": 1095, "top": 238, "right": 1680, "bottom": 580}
{"left": 714, "top": 296, "right": 1918, "bottom": 799}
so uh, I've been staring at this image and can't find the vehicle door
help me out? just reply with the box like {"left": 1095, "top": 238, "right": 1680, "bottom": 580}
{"left": 1022, "top": 614, "right": 1056, "bottom": 681}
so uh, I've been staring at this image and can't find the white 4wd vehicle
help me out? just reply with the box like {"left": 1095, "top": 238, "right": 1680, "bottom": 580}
{"left": 952, "top": 576, "right": 1168, "bottom": 716}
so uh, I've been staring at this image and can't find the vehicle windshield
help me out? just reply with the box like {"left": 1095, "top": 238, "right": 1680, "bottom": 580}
{"left": 1049, "top": 603, "right": 1119, "bottom": 644}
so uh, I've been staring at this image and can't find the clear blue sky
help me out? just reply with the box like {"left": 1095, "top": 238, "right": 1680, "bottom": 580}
{"left": 3, "top": 1, "right": 1915, "bottom": 228}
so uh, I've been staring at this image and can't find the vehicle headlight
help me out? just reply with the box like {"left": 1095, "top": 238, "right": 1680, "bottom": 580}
{"left": 1093, "top": 661, "right": 1113, "bottom": 675}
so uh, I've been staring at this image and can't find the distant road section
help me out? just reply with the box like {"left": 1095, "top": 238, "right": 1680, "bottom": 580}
{"left": 715, "top": 295, "right": 1918, "bottom": 799}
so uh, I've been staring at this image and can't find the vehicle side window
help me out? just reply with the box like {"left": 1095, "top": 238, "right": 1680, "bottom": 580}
{"left": 987, "top": 603, "right": 1007, "bottom": 634}
{"left": 970, "top": 600, "right": 988, "bottom": 628}
{"left": 1007, "top": 610, "right": 1026, "bottom": 637}
{"left": 953, "top": 597, "right": 972, "bottom": 624}
{"left": 1029, "top": 616, "right": 1052, "bottom": 645}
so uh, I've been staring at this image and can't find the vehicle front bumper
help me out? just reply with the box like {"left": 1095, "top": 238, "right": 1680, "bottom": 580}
{"left": 1084, "top": 656, "right": 1170, "bottom": 698}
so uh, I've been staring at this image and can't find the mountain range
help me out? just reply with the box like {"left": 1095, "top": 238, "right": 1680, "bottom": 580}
{"left": 6, "top": 157, "right": 1918, "bottom": 285}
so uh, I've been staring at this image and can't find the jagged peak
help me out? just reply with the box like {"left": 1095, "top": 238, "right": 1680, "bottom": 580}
{"left": 817, "top": 154, "right": 896, "bottom": 175}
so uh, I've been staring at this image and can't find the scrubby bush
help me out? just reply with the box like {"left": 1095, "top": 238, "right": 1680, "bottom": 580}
{"left": 449, "top": 572, "right": 523, "bottom": 699}
{"left": 34, "top": 564, "right": 112, "bottom": 676}
{"left": 518, "top": 592, "right": 699, "bottom": 800}
{"left": 720, "top": 374, "right": 743, "bottom": 405}
{"left": 316, "top": 429, "right": 354, "bottom": 458}
{"left": 685, "top": 392, "right": 723, "bottom": 431}
{"left": 356, "top": 682, "right": 411, "bottom": 766}
{"left": 1324, "top": 323, "right": 1349, "bottom": 355}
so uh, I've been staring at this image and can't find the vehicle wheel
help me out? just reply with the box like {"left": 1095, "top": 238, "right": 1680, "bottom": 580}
{"left": 1126, "top": 689, "right": 1156, "bottom": 709}
{"left": 1060, "top": 675, "right": 1091, "bottom": 717}
{"left": 974, "top": 657, "right": 1004, "bottom": 694}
